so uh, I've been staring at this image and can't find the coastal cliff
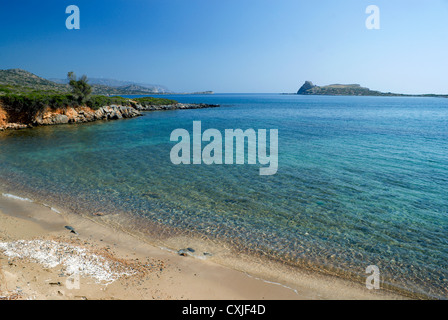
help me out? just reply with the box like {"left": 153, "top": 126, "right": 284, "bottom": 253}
{"left": 0, "top": 104, "right": 142, "bottom": 130}
{"left": 0, "top": 102, "right": 219, "bottom": 131}
{"left": 34, "top": 105, "right": 141, "bottom": 126}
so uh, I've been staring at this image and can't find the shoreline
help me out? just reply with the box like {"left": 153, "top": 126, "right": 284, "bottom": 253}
{"left": 0, "top": 189, "right": 408, "bottom": 300}
{"left": 0, "top": 102, "right": 219, "bottom": 132}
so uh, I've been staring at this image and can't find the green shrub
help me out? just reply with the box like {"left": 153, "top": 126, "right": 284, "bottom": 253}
{"left": 134, "top": 97, "right": 177, "bottom": 106}
{"left": 68, "top": 72, "right": 92, "bottom": 104}
{"left": 0, "top": 85, "right": 13, "bottom": 94}
{"left": 0, "top": 91, "right": 180, "bottom": 124}
{"left": 86, "top": 95, "right": 132, "bottom": 110}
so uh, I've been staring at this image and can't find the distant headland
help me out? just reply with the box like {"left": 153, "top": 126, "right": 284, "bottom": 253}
{"left": 291, "top": 81, "right": 448, "bottom": 98}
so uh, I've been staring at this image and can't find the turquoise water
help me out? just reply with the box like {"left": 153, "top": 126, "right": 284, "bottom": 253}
{"left": 1, "top": 94, "right": 447, "bottom": 298}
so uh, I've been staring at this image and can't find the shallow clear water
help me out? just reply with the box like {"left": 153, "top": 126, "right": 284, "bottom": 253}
{"left": 1, "top": 94, "right": 447, "bottom": 298}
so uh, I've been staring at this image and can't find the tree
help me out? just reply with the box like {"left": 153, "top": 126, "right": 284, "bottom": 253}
{"left": 68, "top": 71, "right": 92, "bottom": 104}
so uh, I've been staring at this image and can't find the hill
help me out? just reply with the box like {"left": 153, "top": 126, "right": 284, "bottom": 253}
{"left": 0, "top": 69, "right": 69, "bottom": 93}
{"left": 0, "top": 69, "right": 169, "bottom": 95}
{"left": 297, "top": 81, "right": 390, "bottom": 96}
{"left": 296, "top": 81, "right": 448, "bottom": 97}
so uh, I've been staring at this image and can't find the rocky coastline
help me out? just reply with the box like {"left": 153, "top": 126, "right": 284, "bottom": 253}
{"left": 0, "top": 102, "right": 219, "bottom": 131}
{"left": 133, "top": 102, "right": 219, "bottom": 112}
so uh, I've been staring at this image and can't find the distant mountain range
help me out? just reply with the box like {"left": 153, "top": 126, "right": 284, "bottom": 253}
{"left": 296, "top": 81, "right": 448, "bottom": 97}
{"left": 0, "top": 69, "right": 172, "bottom": 95}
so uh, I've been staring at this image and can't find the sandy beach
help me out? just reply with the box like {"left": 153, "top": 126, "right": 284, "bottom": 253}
{"left": 0, "top": 192, "right": 408, "bottom": 300}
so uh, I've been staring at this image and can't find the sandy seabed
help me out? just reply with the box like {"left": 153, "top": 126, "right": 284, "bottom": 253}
{"left": 0, "top": 192, "right": 406, "bottom": 300}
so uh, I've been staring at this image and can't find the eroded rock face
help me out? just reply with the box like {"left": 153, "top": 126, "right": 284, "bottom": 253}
{"left": 0, "top": 102, "right": 219, "bottom": 131}
{"left": 35, "top": 113, "right": 70, "bottom": 125}
{"left": 0, "top": 105, "right": 8, "bottom": 128}
{"left": 34, "top": 105, "right": 141, "bottom": 126}
{"left": 0, "top": 104, "right": 29, "bottom": 131}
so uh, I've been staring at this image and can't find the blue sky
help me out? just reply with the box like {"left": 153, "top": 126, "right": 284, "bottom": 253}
{"left": 1, "top": 0, "right": 447, "bottom": 93}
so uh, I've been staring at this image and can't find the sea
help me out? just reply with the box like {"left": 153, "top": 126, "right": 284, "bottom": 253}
{"left": 0, "top": 94, "right": 447, "bottom": 299}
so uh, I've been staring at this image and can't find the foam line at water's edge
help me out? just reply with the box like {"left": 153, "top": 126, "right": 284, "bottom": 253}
{"left": 2, "top": 193, "right": 33, "bottom": 203}
{"left": 243, "top": 272, "right": 299, "bottom": 296}
{"left": 2, "top": 193, "right": 61, "bottom": 214}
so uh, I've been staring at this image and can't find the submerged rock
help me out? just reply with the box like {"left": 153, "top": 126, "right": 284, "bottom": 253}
{"left": 64, "top": 226, "right": 78, "bottom": 235}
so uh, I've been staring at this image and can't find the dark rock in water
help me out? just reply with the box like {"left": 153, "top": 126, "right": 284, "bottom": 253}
{"left": 64, "top": 226, "right": 78, "bottom": 234}
{"left": 49, "top": 282, "right": 62, "bottom": 286}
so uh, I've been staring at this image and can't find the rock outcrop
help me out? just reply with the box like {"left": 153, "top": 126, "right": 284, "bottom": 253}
{"left": 132, "top": 103, "right": 219, "bottom": 112}
{"left": 297, "top": 81, "right": 317, "bottom": 94}
{"left": 0, "top": 123, "right": 30, "bottom": 131}
{"left": 99, "top": 105, "right": 141, "bottom": 120}
{"left": 0, "top": 103, "right": 29, "bottom": 130}
{"left": 34, "top": 105, "right": 141, "bottom": 126}
{"left": 35, "top": 113, "right": 70, "bottom": 126}
{"left": 0, "top": 102, "right": 219, "bottom": 131}
{"left": 0, "top": 103, "right": 8, "bottom": 128}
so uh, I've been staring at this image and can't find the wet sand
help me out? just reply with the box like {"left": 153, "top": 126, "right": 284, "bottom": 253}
{"left": 0, "top": 193, "right": 407, "bottom": 300}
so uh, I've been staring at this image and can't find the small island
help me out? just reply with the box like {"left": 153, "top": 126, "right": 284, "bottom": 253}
{"left": 295, "top": 81, "right": 448, "bottom": 98}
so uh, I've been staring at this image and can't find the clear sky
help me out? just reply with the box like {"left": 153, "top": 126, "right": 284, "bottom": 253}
{"left": 1, "top": 0, "right": 447, "bottom": 93}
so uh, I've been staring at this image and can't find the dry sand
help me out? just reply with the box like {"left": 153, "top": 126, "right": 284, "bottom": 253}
{"left": 0, "top": 193, "right": 407, "bottom": 300}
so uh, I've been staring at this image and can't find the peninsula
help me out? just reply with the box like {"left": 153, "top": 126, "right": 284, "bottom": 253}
{"left": 295, "top": 81, "right": 448, "bottom": 98}
{"left": 0, "top": 69, "right": 218, "bottom": 131}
